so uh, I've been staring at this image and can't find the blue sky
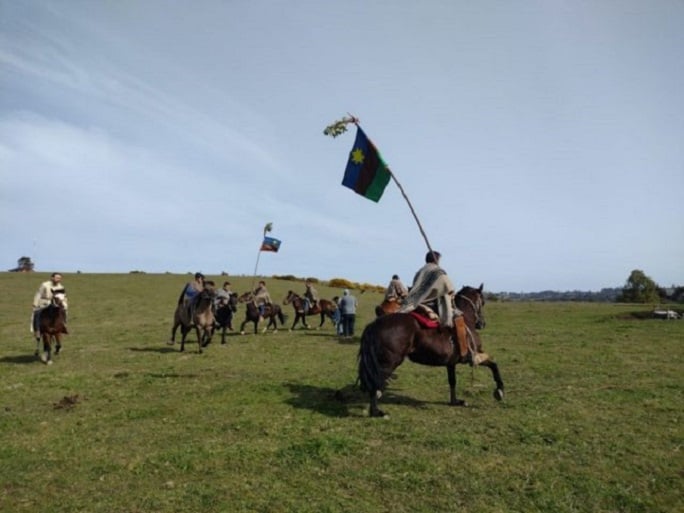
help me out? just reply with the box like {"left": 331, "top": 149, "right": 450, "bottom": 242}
{"left": 1, "top": 1, "right": 682, "bottom": 292}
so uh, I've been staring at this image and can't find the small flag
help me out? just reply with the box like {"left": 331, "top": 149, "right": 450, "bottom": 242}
{"left": 260, "top": 236, "right": 281, "bottom": 252}
{"left": 342, "top": 127, "right": 391, "bottom": 202}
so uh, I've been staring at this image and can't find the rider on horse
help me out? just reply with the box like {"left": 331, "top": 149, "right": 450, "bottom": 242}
{"left": 384, "top": 274, "right": 408, "bottom": 303}
{"left": 215, "top": 281, "right": 233, "bottom": 309}
{"left": 303, "top": 279, "right": 318, "bottom": 313}
{"left": 32, "top": 272, "right": 68, "bottom": 341}
{"left": 399, "top": 251, "right": 474, "bottom": 364}
{"left": 253, "top": 280, "right": 272, "bottom": 321}
{"left": 177, "top": 272, "right": 205, "bottom": 319}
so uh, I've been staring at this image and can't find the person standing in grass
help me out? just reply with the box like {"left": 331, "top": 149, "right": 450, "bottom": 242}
{"left": 338, "top": 289, "right": 358, "bottom": 338}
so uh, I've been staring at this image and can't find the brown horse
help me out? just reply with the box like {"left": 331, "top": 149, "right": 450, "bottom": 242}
{"left": 35, "top": 292, "right": 68, "bottom": 365}
{"left": 358, "top": 284, "right": 504, "bottom": 417}
{"left": 169, "top": 287, "right": 216, "bottom": 353}
{"left": 375, "top": 298, "right": 403, "bottom": 317}
{"left": 282, "top": 290, "right": 337, "bottom": 330}
{"left": 237, "top": 292, "right": 286, "bottom": 334}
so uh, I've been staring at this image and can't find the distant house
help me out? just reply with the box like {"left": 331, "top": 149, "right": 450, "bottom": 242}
{"left": 9, "top": 256, "right": 35, "bottom": 272}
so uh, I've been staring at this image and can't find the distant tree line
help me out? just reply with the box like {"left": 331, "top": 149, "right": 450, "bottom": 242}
{"left": 495, "top": 269, "right": 682, "bottom": 304}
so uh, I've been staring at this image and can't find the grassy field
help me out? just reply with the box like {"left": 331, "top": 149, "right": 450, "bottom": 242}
{"left": 0, "top": 272, "right": 681, "bottom": 513}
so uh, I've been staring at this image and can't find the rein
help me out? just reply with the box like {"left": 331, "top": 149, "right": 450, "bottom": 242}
{"left": 456, "top": 293, "right": 482, "bottom": 321}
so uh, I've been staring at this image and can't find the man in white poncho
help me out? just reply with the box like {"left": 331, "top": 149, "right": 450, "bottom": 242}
{"left": 400, "top": 251, "right": 471, "bottom": 362}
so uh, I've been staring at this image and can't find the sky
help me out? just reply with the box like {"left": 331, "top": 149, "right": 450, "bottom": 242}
{"left": 1, "top": 1, "right": 682, "bottom": 292}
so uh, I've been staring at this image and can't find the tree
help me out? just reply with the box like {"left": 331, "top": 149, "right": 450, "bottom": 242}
{"left": 617, "top": 269, "right": 659, "bottom": 303}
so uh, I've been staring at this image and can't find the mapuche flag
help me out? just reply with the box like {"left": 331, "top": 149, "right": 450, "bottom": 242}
{"left": 342, "top": 127, "right": 391, "bottom": 202}
{"left": 260, "top": 236, "right": 281, "bottom": 252}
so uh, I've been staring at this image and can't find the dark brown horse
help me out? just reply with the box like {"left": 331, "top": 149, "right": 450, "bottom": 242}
{"left": 238, "top": 292, "right": 286, "bottom": 334}
{"left": 35, "top": 292, "right": 68, "bottom": 365}
{"left": 169, "top": 287, "right": 216, "bottom": 353}
{"left": 282, "top": 290, "right": 337, "bottom": 330}
{"left": 358, "top": 284, "right": 504, "bottom": 417}
{"left": 215, "top": 292, "right": 238, "bottom": 344}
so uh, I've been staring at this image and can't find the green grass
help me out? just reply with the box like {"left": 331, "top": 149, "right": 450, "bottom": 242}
{"left": 0, "top": 272, "right": 682, "bottom": 513}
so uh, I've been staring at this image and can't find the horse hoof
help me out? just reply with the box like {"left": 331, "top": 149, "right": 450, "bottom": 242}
{"left": 240, "top": 331, "right": 246, "bottom": 335}
{"left": 166, "top": 340, "right": 175, "bottom": 345}
{"left": 494, "top": 388, "right": 504, "bottom": 401}
{"left": 46, "top": 359, "right": 53, "bottom": 366}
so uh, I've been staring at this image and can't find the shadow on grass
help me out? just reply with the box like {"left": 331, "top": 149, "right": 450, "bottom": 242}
{"left": 128, "top": 346, "right": 178, "bottom": 354}
{"left": 0, "top": 354, "right": 38, "bottom": 365}
{"left": 284, "top": 382, "right": 428, "bottom": 417}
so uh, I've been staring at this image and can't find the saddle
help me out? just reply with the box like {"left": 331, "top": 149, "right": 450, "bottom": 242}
{"left": 409, "top": 311, "right": 439, "bottom": 329}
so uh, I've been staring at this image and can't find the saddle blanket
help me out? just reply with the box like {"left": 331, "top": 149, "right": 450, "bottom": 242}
{"left": 409, "top": 311, "right": 439, "bottom": 329}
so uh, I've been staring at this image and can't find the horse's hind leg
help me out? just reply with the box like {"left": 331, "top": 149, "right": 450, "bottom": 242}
{"left": 55, "top": 334, "right": 62, "bottom": 355}
{"left": 447, "top": 365, "right": 467, "bottom": 407}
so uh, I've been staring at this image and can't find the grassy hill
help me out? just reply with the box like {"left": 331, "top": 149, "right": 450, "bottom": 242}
{"left": 0, "top": 272, "right": 681, "bottom": 513}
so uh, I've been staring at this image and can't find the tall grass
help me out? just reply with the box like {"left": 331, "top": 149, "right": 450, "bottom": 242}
{"left": 0, "top": 273, "right": 681, "bottom": 513}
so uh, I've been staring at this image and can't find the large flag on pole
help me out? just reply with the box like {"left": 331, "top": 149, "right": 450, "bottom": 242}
{"left": 260, "top": 236, "right": 281, "bottom": 252}
{"left": 342, "top": 126, "right": 391, "bottom": 202}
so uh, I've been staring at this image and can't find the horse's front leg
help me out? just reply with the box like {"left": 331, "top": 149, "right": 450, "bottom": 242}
{"left": 168, "top": 321, "right": 180, "bottom": 345}
{"left": 289, "top": 313, "right": 297, "bottom": 331}
{"left": 180, "top": 325, "right": 190, "bottom": 352}
{"left": 477, "top": 359, "right": 505, "bottom": 401}
{"left": 194, "top": 326, "right": 203, "bottom": 353}
{"left": 447, "top": 364, "right": 466, "bottom": 406}
{"left": 42, "top": 335, "right": 52, "bottom": 365}
{"left": 54, "top": 334, "right": 62, "bottom": 355}
{"left": 369, "top": 390, "right": 386, "bottom": 418}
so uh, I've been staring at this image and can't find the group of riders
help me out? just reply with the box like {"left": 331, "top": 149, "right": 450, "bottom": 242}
{"left": 30, "top": 250, "right": 477, "bottom": 363}
{"left": 175, "top": 272, "right": 314, "bottom": 328}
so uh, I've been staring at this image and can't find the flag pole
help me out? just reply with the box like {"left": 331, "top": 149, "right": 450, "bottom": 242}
{"left": 252, "top": 222, "right": 272, "bottom": 290}
{"left": 324, "top": 115, "right": 437, "bottom": 261}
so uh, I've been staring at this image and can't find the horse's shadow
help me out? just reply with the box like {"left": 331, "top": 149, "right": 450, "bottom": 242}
{"left": 128, "top": 346, "right": 177, "bottom": 354}
{"left": 0, "top": 354, "right": 39, "bottom": 365}
{"left": 283, "top": 382, "right": 428, "bottom": 417}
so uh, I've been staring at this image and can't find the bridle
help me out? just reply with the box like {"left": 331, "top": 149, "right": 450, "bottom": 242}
{"left": 456, "top": 291, "right": 485, "bottom": 329}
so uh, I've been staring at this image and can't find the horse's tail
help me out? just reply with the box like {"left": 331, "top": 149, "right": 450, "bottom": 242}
{"left": 277, "top": 307, "right": 285, "bottom": 325}
{"left": 358, "top": 320, "right": 384, "bottom": 394}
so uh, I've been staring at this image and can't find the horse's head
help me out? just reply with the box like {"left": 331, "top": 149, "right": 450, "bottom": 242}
{"left": 229, "top": 292, "right": 239, "bottom": 312}
{"left": 283, "top": 290, "right": 298, "bottom": 305}
{"left": 456, "top": 283, "right": 485, "bottom": 329}
{"left": 52, "top": 291, "right": 68, "bottom": 310}
{"left": 238, "top": 291, "right": 253, "bottom": 303}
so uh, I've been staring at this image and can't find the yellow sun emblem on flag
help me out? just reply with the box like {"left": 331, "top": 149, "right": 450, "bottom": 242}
{"left": 351, "top": 148, "right": 365, "bottom": 165}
